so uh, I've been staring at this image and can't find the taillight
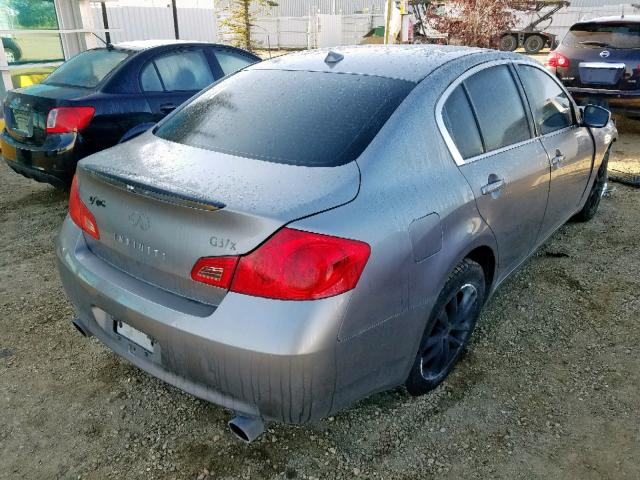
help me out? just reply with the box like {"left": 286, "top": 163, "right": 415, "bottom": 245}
{"left": 69, "top": 175, "right": 100, "bottom": 239}
{"left": 191, "top": 228, "right": 371, "bottom": 300}
{"left": 546, "top": 51, "right": 570, "bottom": 68}
{"left": 46, "top": 106, "right": 95, "bottom": 134}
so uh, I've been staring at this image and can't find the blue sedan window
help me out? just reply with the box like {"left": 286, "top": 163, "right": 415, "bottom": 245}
{"left": 155, "top": 69, "right": 414, "bottom": 167}
{"left": 44, "top": 49, "right": 129, "bottom": 88}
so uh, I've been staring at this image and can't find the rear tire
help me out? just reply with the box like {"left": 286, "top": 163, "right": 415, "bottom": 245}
{"left": 4, "top": 46, "right": 19, "bottom": 63}
{"left": 499, "top": 34, "right": 518, "bottom": 52}
{"left": 574, "top": 150, "right": 609, "bottom": 222}
{"left": 523, "top": 34, "right": 545, "bottom": 54}
{"left": 405, "top": 259, "right": 486, "bottom": 396}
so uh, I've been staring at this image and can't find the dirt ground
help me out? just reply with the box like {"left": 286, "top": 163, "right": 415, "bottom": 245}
{"left": 1, "top": 119, "right": 639, "bottom": 480}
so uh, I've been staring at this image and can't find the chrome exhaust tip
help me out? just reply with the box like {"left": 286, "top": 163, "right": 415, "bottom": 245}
{"left": 228, "top": 415, "right": 265, "bottom": 443}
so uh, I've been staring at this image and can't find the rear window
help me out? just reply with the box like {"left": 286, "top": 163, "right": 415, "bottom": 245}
{"left": 154, "top": 69, "right": 414, "bottom": 167}
{"left": 44, "top": 49, "right": 129, "bottom": 88}
{"left": 563, "top": 22, "right": 640, "bottom": 49}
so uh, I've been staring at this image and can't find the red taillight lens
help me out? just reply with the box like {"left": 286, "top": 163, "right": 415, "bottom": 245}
{"left": 233, "top": 228, "right": 370, "bottom": 300}
{"left": 69, "top": 175, "right": 100, "bottom": 239}
{"left": 191, "top": 256, "right": 239, "bottom": 289}
{"left": 46, "top": 106, "right": 95, "bottom": 134}
{"left": 191, "top": 228, "right": 371, "bottom": 300}
{"left": 546, "top": 51, "right": 570, "bottom": 68}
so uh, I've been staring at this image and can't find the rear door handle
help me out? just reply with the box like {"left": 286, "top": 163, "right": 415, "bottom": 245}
{"left": 481, "top": 178, "right": 505, "bottom": 195}
{"left": 551, "top": 149, "right": 565, "bottom": 169}
{"left": 160, "top": 103, "right": 176, "bottom": 114}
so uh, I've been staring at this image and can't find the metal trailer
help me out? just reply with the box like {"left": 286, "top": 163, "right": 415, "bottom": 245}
{"left": 498, "top": 1, "right": 571, "bottom": 53}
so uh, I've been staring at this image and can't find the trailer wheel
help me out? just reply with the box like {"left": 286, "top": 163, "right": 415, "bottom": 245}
{"left": 524, "top": 34, "right": 545, "bottom": 54}
{"left": 499, "top": 34, "right": 518, "bottom": 51}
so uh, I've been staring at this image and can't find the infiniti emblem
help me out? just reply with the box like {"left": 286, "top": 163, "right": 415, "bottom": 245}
{"left": 129, "top": 211, "right": 151, "bottom": 231}
{"left": 600, "top": 50, "right": 610, "bottom": 58}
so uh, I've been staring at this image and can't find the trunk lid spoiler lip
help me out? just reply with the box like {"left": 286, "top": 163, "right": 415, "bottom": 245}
{"left": 78, "top": 164, "right": 226, "bottom": 212}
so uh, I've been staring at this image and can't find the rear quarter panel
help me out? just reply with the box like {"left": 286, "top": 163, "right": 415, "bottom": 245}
{"left": 292, "top": 52, "right": 510, "bottom": 411}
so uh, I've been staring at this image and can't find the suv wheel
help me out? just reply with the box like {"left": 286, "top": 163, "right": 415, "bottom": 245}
{"left": 4, "top": 46, "right": 19, "bottom": 63}
{"left": 405, "top": 259, "right": 486, "bottom": 396}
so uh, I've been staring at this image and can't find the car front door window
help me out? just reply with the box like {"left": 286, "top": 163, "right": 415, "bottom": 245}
{"left": 516, "top": 63, "right": 594, "bottom": 235}
{"left": 214, "top": 50, "right": 255, "bottom": 77}
{"left": 517, "top": 65, "right": 573, "bottom": 135}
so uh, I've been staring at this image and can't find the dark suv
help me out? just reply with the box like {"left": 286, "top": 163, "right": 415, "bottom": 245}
{"left": 546, "top": 15, "right": 640, "bottom": 116}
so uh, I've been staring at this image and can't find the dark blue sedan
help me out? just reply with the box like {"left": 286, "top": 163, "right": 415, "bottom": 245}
{"left": 1, "top": 40, "right": 260, "bottom": 188}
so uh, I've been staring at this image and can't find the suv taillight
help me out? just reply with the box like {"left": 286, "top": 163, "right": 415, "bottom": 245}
{"left": 546, "top": 51, "right": 570, "bottom": 68}
{"left": 46, "top": 106, "right": 95, "bottom": 134}
{"left": 191, "top": 228, "right": 371, "bottom": 300}
{"left": 69, "top": 175, "right": 100, "bottom": 239}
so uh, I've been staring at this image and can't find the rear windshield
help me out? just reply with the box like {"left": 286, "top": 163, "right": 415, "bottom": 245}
{"left": 44, "top": 49, "right": 129, "bottom": 88}
{"left": 563, "top": 22, "right": 640, "bottom": 49}
{"left": 154, "top": 69, "right": 414, "bottom": 167}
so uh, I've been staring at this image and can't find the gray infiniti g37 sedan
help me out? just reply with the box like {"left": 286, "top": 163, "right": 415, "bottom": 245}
{"left": 56, "top": 45, "right": 617, "bottom": 442}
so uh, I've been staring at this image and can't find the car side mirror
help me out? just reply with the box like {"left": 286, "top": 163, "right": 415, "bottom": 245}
{"left": 581, "top": 104, "right": 611, "bottom": 128}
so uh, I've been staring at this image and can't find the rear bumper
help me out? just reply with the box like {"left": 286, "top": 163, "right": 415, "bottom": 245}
{"left": 1, "top": 128, "right": 81, "bottom": 187}
{"left": 568, "top": 87, "right": 640, "bottom": 115}
{"left": 55, "top": 218, "right": 347, "bottom": 423}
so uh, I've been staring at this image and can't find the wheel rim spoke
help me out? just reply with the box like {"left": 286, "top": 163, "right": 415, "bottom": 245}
{"left": 420, "top": 283, "right": 479, "bottom": 380}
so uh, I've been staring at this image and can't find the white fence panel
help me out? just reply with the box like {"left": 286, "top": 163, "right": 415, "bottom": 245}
{"left": 252, "top": 17, "right": 309, "bottom": 49}
{"left": 178, "top": 8, "right": 217, "bottom": 42}
{"left": 91, "top": 4, "right": 217, "bottom": 44}
{"left": 316, "top": 14, "right": 343, "bottom": 48}
{"left": 342, "top": 14, "right": 382, "bottom": 46}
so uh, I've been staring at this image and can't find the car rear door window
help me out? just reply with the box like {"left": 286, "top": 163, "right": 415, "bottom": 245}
{"left": 140, "top": 63, "right": 163, "bottom": 92}
{"left": 215, "top": 50, "right": 255, "bottom": 76}
{"left": 463, "top": 65, "right": 531, "bottom": 152}
{"left": 155, "top": 69, "right": 414, "bottom": 167}
{"left": 153, "top": 50, "right": 214, "bottom": 91}
{"left": 442, "top": 85, "right": 484, "bottom": 159}
{"left": 517, "top": 65, "right": 573, "bottom": 135}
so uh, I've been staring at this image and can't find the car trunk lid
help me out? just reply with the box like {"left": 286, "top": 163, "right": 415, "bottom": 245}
{"left": 75, "top": 135, "right": 361, "bottom": 306}
{"left": 3, "top": 84, "right": 94, "bottom": 145}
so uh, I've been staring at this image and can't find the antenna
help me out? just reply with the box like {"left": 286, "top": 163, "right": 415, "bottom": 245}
{"left": 324, "top": 50, "right": 344, "bottom": 64}
{"left": 92, "top": 32, "right": 114, "bottom": 50}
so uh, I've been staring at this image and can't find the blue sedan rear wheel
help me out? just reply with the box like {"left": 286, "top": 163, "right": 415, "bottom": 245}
{"left": 406, "top": 259, "right": 485, "bottom": 396}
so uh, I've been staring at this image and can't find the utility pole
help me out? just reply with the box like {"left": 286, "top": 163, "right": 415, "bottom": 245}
{"left": 384, "top": 0, "right": 393, "bottom": 44}
{"left": 171, "top": 0, "right": 180, "bottom": 39}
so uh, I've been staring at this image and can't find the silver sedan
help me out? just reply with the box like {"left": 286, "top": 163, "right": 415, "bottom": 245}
{"left": 56, "top": 45, "right": 617, "bottom": 442}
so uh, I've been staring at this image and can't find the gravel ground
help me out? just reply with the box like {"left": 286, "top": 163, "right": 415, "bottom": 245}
{"left": 1, "top": 121, "right": 639, "bottom": 480}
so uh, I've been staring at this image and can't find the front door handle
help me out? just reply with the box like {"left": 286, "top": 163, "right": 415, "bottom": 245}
{"left": 551, "top": 149, "right": 565, "bottom": 169}
{"left": 160, "top": 103, "right": 176, "bottom": 114}
{"left": 481, "top": 177, "right": 505, "bottom": 195}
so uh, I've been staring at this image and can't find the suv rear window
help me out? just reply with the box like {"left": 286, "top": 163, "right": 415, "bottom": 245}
{"left": 563, "top": 22, "right": 640, "bottom": 49}
{"left": 155, "top": 69, "right": 414, "bottom": 167}
{"left": 44, "top": 49, "right": 129, "bottom": 88}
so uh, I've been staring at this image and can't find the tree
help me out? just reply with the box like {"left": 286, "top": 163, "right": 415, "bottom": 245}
{"left": 430, "top": 0, "right": 517, "bottom": 48}
{"left": 220, "top": 0, "right": 277, "bottom": 52}
{"left": 8, "top": 0, "right": 58, "bottom": 29}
